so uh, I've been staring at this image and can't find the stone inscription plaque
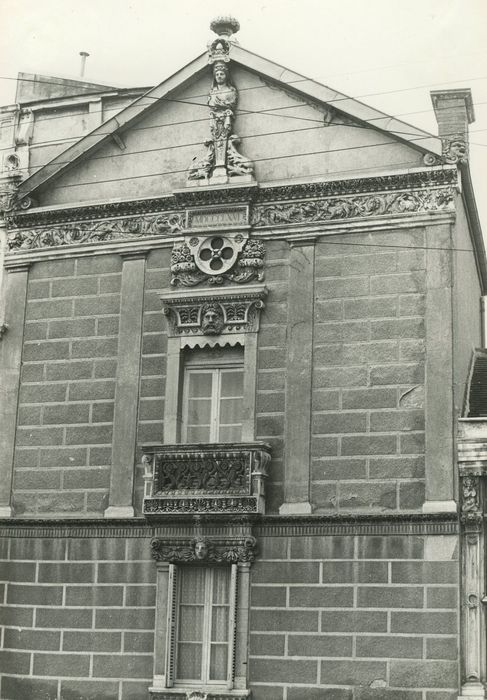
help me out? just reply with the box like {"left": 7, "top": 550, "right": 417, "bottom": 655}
{"left": 186, "top": 206, "right": 248, "bottom": 229}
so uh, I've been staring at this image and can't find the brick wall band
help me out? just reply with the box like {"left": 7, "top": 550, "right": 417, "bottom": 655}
{"left": 0, "top": 532, "right": 459, "bottom": 699}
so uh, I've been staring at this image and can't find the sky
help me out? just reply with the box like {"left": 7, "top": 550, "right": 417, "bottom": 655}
{"left": 0, "top": 0, "right": 486, "bottom": 233}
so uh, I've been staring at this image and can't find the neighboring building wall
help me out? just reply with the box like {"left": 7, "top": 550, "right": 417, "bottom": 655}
{"left": 452, "top": 193, "right": 483, "bottom": 416}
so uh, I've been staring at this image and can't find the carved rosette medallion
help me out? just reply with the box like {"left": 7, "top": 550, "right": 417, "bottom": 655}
{"left": 151, "top": 535, "right": 257, "bottom": 564}
{"left": 170, "top": 234, "right": 265, "bottom": 286}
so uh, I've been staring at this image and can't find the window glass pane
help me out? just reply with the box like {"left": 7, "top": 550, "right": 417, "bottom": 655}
{"left": 209, "top": 643, "right": 228, "bottom": 681}
{"left": 177, "top": 642, "right": 202, "bottom": 680}
{"left": 218, "top": 425, "right": 242, "bottom": 443}
{"left": 212, "top": 567, "right": 230, "bottom": 603}
{"left": 180, "top": 568, "right": 206, "bottom": 603}
{"left": 186, "top": 425, "right": 212, "bottom": 443}
{"left": 187, "top": 398, "right": 212, "bottom": 425}
{"left": 211, "top": 606, "right": 229, "bottom": 642}
{"left": 220, "top": 370, "right": 243, "bottom": 397}
{"left": 219, "top": 397, "right": 242, "bottom": 426}
{"left": 188, "top": 372, "right": 213, "bottom": 398}
{"left": 178, "top": 605, "right": 204, "bottom": 641}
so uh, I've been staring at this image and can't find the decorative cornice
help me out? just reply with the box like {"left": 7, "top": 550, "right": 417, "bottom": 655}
{"left": 0, "top": 512, "right": 459, "bottom": 538}
{"left": 6, "top": 167, "right": 457, "bottom": 231}
{"left": 160, "top": 284, "right": 267, "bottom": 339}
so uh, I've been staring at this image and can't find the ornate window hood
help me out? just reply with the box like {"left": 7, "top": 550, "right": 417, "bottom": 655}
{"left": 142, "top": 442, "right": 271, "bottom": 517}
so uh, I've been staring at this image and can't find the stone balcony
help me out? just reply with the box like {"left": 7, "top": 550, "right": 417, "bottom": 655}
{"left": 142, "top": 442, "right": 271, "bottom": 516}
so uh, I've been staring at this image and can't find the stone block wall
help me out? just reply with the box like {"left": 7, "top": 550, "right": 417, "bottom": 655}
{"left": 12, "top": 255, "right": 122, "bottom": 516}
{"left": 133, "top": 248, "right": 171, "bottom": 513}
{"left": 0, "top": 529, "right": 460, "bottom": 699}
{"left": 0, "top": 535, "right": 155, "bottom": 700}
{"left": 311, "top": 229, "right": 427, "bottom": 512}
{"left": 249, "top": 533, "right": 459, "bottom": 700}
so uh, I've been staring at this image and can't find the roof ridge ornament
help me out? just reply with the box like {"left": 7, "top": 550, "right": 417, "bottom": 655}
{"left": 187, "top": 17, "right": 254, "bottom": 187}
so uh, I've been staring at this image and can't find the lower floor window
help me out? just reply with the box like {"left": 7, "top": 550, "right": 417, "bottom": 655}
{"left": 175, "top": 566, "right": 233, "bottom": 684}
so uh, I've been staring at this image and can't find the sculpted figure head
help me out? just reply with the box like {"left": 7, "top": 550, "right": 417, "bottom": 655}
{"left": 213, "top": 61, "right": 229, "bottom": 87}
{"left": 193, "top": 537, "right": 209, "bottom": 560}
{"left": 201, "top": 303, "right": 224, "bottom": 335}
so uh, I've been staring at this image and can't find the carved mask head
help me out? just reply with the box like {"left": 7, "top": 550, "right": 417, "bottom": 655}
{"left": 201, "top": 303, "right": 224, "bottom": 335}
{"left": 194, "top": 538, "right": 209, "bottom": 560}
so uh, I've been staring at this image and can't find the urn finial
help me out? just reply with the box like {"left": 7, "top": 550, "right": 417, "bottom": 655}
{"left": 210, "top": 16, "right": 240, "bottom": 39}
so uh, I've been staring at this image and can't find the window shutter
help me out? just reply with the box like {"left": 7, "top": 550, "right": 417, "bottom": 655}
{"left": 227, "top": 563, "right": 238, "bottom": 688}
{"left": 166, "top": 563, "right": 178, "bottom": 688}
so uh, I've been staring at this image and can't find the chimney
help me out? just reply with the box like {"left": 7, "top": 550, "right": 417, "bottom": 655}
{"left": 430, "top": 88, "right": 475, "bottom": 164}
{"left": 79, "top": 51, "right": 90, "bottom": 78}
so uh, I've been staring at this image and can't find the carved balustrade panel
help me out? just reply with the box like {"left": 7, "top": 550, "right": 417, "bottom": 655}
{"left": 142, "top": 442, "right": 271, "bottom": 516}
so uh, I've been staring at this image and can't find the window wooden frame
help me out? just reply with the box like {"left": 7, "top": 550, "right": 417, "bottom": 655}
{"left": 182, "top": 351, "right": 245, "bottom": 444}
{"left": 151, "top": 562, "right": 249, "bottom": 697}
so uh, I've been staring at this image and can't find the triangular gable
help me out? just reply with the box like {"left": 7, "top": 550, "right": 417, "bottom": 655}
{"left": 17, "top": 45, "right": 441, "bottom": 201}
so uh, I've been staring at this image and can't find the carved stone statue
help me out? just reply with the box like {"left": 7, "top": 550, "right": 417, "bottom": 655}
{"left": 188, "top": 17, "right": 254, "bottom": 184}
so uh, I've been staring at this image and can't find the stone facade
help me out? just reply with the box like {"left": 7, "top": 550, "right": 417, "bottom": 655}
{"left": 0, "top": 17, "right": 486, "bottom": 700}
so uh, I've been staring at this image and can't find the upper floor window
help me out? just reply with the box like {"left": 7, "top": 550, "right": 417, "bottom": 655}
{"left": 182, "top": 348, "right": 244, "bottom": 443}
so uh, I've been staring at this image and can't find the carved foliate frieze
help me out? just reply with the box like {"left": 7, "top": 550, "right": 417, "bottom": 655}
{"left": 251, "top": 188, "right": 455, "bottom": 228}
{"left": 161, "top": 286, "right": 267, "bottom": 338}
{"left": 8, "top": 212, "right": 184, "bottom": 251}
{"left": 151, "top": 535, "right": 257, "bottom": 563}
{"left": 170, "top": 235, "right": 265, "bottom": 286}
{"left": 144, "top": 495, "right": 259, "bottom": 515}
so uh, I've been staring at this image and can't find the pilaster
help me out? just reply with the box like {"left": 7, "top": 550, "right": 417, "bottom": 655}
{"left": 423, "top": 223, "right": 456, "bottom": 513}
{"left": 0, "top": 263, "right": 30, "bottom": 516}
{"left": 280, "top": 237, "right": 316, "bottom": 515}
{"left": 104, "top": 251, "right": 146, "bottom": 518}
{"left": 458, "top": 473, "right": 486, "bottom": 699}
